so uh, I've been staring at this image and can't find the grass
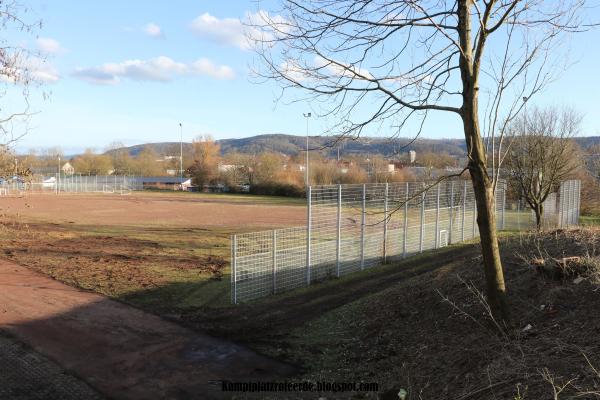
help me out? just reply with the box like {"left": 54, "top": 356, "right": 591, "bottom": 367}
{"left": 266, "top": 228, "right": 600, "bottom": 399}
{"left": 134, "top": 189, "right": 307, "bottom": 206}
{"left": 581, "top": 214, "right": 600, "bottom": 226}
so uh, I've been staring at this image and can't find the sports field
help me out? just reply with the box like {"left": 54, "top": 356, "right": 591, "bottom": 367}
{"left": 0, "top": 191, "right": 305, "bottom": 308}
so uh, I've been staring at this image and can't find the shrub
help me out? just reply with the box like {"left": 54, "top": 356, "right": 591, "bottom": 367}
{"left": 249, "top": 182, "right": 305, "bottom": 197}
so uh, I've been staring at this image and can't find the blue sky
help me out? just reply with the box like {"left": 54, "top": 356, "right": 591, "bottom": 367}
{"left": 9, "top": 1, "right": 600, "bottom": 153}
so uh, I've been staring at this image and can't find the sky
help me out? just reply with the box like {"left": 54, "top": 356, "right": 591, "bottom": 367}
{"left": 6, "top": 1, "right": 600, "bottom": 154}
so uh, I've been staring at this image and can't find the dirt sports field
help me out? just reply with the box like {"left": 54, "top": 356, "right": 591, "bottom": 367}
{"left": 0, "top": 191, "right": 306, "bottom": 227}
{"left": 0, "top": 191, "right": 307, "bottom": 399}
{"left": 0, "top": 191, "right": 306, "bottom": 308}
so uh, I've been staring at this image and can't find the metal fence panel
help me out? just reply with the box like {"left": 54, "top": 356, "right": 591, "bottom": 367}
{"left": 0, "top": 174, "right": 144, "bottom": 195}
{"left": 231, "top": 179, "right": 581, "bottom": 303}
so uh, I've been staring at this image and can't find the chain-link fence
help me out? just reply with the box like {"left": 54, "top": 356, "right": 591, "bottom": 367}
{"left": 231, "top": 179, "right": 581, "bottom": 304}
{"left": 0, "top": 174, "right": 143, "bottom": 195}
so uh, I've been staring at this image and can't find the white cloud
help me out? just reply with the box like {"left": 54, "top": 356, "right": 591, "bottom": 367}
{"left": 190, "top": 13, "right": 248, "bottom": 49}
{"left": 189, "top": 11, "right": 286, "bottom": 51}
{"left": 36, "top": 37, "right": 66, "bottom": 55}
{"left": 144, "top": 23, "right": 163, "bottom": 38}
{"left": 72, "top": 56, "right": 234, "bottom": 85}
{"left": 27, "top": 57, "right": 60, "bottom": 83}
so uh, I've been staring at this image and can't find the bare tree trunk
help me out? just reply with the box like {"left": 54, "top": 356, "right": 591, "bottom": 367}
{"left": 535, "top": 203, "right": 544, "bottom": 231}
{"left": 459, "top": 0, "right": 508, "bottom": 322}
{"left": 462, "top": 117, "right": 509, "bottom": 322}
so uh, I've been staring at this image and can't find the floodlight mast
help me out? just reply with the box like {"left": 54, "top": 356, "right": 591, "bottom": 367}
{"left": 179, "top": 123, "right": 183, "bottom": 189}
{"left": 303, "top": 112, "right": 311, "bottom": 187}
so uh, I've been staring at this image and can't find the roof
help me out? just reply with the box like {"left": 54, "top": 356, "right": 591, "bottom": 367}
{"left": 134, "top": 177, "right": 191, "bottom": 184}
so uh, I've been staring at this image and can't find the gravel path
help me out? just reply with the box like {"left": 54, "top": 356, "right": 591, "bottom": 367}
{"left": 0, "top": 331, "right": 103, "bottom": 400}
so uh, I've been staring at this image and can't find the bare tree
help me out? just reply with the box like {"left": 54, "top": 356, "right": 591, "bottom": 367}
{"left": 0, "top": 1, "right": 45, "bottom": 146}
{"left": 0, "top": 1, "right": 46, "bottom": 178}
{"left": 251, "top": 0, "right": 592, "bottom": 321}
{"left": 507, "top": 106, "right": 582, "bottom": 230}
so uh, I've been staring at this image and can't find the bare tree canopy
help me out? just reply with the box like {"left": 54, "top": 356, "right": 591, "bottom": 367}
{"left": 252, "top": 1, "right": 588, "bottom": 148}
{"left": 507, "top": 106, "right": 582, "bottom": 229}
{"left": 0, "top": 1, "right": 45, "bottom": 172}
{"left": 251, "top": 0, "right": 594, "bottom": 322}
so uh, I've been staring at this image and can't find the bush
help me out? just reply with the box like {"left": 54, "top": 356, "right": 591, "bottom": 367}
{"left": 248, "top": 182, "right": 305, "bottom": 197}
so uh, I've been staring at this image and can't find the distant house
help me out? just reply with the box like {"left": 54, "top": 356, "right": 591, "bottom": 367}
{"left": 62, "top": 162, "right": 75, "bottom": 175}
{"left": 217, "top": 164, "right": 237, "bottom": 173}
{"left": 134, "top": 177, "right": 192, "bottom": 191}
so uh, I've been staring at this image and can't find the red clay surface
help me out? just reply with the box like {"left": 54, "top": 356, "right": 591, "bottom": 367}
{"left": 0, "top": 260, "right": 296, "bottom": 399}
{"left": 0, "top": 192, "right": 305, "bottom": 228}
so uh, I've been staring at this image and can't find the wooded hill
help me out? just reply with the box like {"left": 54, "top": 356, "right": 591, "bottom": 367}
{"left": 106, "top": 134, "right": 600, "bottom": 159}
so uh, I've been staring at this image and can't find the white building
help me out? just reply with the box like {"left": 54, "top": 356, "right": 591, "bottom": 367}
{"left": 62, "top": 162, "right": 75, "bottom": 175}
{"left": 409, "top": 150, "right": 417, "bottom": 163}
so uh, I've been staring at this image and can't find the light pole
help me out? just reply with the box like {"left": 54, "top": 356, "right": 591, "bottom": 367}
{"left": 179, "top": 122, "right": 183, "bottom": 185}
{"left": 57, "top": 156, "right": 60, "bottom": 194}
{"left": 303, "top": 112, "right": 311, "bottom": 187}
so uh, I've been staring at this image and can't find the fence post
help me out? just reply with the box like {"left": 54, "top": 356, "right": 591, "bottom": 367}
{"left": 419, "top": 191, "right": 425, "bottom": 253}
{"left": 571, "top": 180, "right": 576, "bottom": 226}
{"left": 435, "top": 184, "right": 440, "bottom": 248}
{"left": 403, "top": 182, "right": 409, "bottom": 258}
{"left": 449, "top": 182, "right": 454, "bottom": 244}
{"left": 336, "top": 184, "right": 341, "bottom": 277}
{"left": 360, "top": 183, "right": 366, "bottom": 270}
{"left": 306, "top": 186, "right": 312, "bottom": 286}
{"left": 517, "top": 198, "right": 521, "bottom": 230}
{"left": 383, "top": 183, "right": 389, "bottom": 263}
{"left": 461, "top": 181, "right": 466, "bottom": 242}
{"left": 272, "top": 230, "right": 277, "bottom": 294}
{"left": 472, "top": 192, "right": 477, "bottom": 238}
{"left": 563, "top": 182, "right": 568, "bottom": 227}
{"left": 231, "top": 235, "right": 237, "bottom": 304}
{"left": 501, "top": 181, "right": 506, "bottom": 230}
{"left": 576, "top": 180, "right": 581, "bottom": 225}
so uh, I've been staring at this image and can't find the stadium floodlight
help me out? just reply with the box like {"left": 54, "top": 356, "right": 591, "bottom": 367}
{"left": 179, "top": 122, "right": 183, "bottom": 187}
{"left": 303, "top": 112, "right": 311, "bottom": 187}
{"left": 57, "top": 156, "right": 60, "bottom": 194}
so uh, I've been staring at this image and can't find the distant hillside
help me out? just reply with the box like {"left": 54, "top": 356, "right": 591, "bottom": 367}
{"left": 106, "top": 142, "right": 193, "bottom": 157}
{"left": 105, "top": 134, "right": 600, "bottom": 159}
{"left": 218, "top": 134, "right": 469, "bottom": 158}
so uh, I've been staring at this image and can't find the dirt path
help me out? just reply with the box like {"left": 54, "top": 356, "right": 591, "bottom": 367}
{"left": 0, "top": 260, "right": 295, "bottom": 399}
{"left": 192, "top": 244, "right": 482, "bottom": 345}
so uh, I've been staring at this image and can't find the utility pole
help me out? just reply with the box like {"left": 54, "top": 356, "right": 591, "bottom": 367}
{"left": 57, "top": 156, "right": 60, "bottom": 194}
{"left": 303, "top": 112, "right": 311, "bottom": 187}
{"left": 179, "top": 122, "right": 183, "bottom": 189}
